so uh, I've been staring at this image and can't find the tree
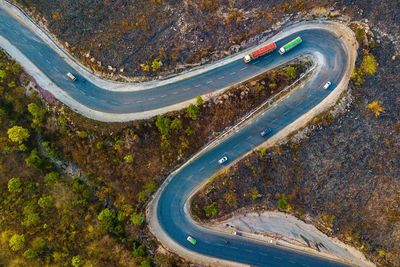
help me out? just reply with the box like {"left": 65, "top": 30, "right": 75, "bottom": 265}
{"left": 140, "top": 259, "right": 151, "bottom": 267}
{"left": 71, "top": 255, "right": 83, "bottom": 267}
{"left": 367, "top": 100, "right": 384, "bottom": 118}
{"left": 25, "top": 149, "right": 44, "bottom": 169}
{"left": 286, "top": 66, "right": 297, "bottom": 79}
{"left": 132, "top": 243, "right": 146, "bottom": 257}
{"left": 27, "top": 103, "right": 46, "bottom": 126}
{"left": 155, "top": 115, "right": 171, "bottom": 136}
{"left": 130, "top": 212, "right": 145, "bottom": 226}
{"left": 360, "top": 54, "right": 377, "bottom": 76}
{"left": 97, "top": 208, "right": 115, "bottom": 229}
{"left": 186, "top": 104, "right": 200, "bottom": 120}
{"left": 7, "top": 126, "right": 30, "bottom": 144}
{"left": 9, "top": 234, "right": 25, "bottom": 251}
{"left": 44, "top": 171, "right": 60, "bottom": 185}
{"left": 195, "top": 95, "right": 204, "bottom": 106}
{"left": 143, "top": 180, "right": 156, "bottom": 193}
{"left": 8, "top": 177, "right": 22, "bottom": 193}
{"left": 38, "top": 195, "right": 53, "bottom": 208}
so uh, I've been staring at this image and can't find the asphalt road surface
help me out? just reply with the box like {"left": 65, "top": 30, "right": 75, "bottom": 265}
{"left": 0, "top": 3, "right": 352, "bottom": 266}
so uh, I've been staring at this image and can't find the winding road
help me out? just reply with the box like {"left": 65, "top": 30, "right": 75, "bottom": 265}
{"left": 0, "top": 1, "right": 357, "bottom": 266}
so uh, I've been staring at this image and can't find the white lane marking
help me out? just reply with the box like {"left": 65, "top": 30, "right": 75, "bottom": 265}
{"left": 283, "top": 110, "right": 290, "bottom": 115}
{"left": 199, "top": 167, "right": 205, "bottom": 171}
{"left": 240, "top": 66, "right": 248, "bottom": 71}
{"left": 252, "top": 61, "right": 261, "bottom": 65}
{"left": 183, "top": 88, "right": 190, "bottom": 92}
{"left": 194, "top": 84, "right": 201, "bottom": 87}
{"left": 273, "top": 256, "right": 282, "bottom": 260}
{"left": 246, "top": 135, "right": 252, "bottom": 140}
{"left": 148, "top": 97, "right": 155, "bottom": 101}
{"left": 218, "top": 76, "right": 225, "bottom": 80}
{"left": 187, "top": 175, "right": 193, "bottom": 179}
{"left": 288, "top": 260, "right": 296, "bottom": 264}
{"left": 271, "top": 118, "right": 278, "bottom": 123}
{"left": 233, "top": 144, "right": 241, "bottom": 149}
{"left": 160, "top": 95, "right": 167, "bottom": 98}
{"left": 229, "top": 71, "right": 236, "bottom": 75}
{"left": 244, "top": 248, "right": 252, "bottom": 253}
{"left": 136, "top": 100, "right": 143, "bottom": 103}
{"left": 206, "top": 80, "right": 213, "bottom": 84}
{"left": 172, "top": 91, "right": 179, "bottom": 95}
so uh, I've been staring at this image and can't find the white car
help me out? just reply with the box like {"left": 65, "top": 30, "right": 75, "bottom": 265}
{"left": 67, "top": 72, "right": 77, "bottom": 81}
{"left": 218, "top": 156, "right": 228, "bottom": 164}
{"left": 323, "top": 81, "right": 332, "bottom": 90}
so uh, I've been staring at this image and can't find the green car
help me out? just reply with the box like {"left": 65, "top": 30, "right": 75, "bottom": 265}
{"left": 187, "top": 236, "right": 197, "bottom": 245}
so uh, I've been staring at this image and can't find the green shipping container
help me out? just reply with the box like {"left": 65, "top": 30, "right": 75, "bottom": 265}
{"left": 279, "top": 37, "right": 303, "bottom": 55}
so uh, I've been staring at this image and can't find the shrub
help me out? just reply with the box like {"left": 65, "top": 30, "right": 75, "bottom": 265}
{"left": 286, "top": 66, "right": 297, "bottom": 79}
{"left": 155, "top": 115, "right": 171, "bottom": 136}
{"left": 195, "top": 95, "right": 204, "bottom": 106}
{"left": 124, "top": 155, "right": 134, "bottom": 163}
{"left": 25, "top": 149, "right": 45, "bottom": 169}
{"left": 186, "top": 104, "right": 200, "bottom": 120}
{"left": 277, "top": 194, "right": 289, "bottom": 211}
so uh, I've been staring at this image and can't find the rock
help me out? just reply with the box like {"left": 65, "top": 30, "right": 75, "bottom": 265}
{"left": 85, "top": 52, "right": 90, "bottom": 58}
{"left": 65, "top": 42, "right": 69, "bottom": 48}
{"left": 392, "top": 55, "right": 396, "bottom": 60}
{"left": 108, "top": 65, "right": 113, "bottom": 71}
{"left": 90, "top": 57, "right": 95, "bottom": 63}
{"left": 119, "top": 68, "right": 124, "bottom": 73}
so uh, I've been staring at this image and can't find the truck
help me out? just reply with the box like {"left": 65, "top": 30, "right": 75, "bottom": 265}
{"left": 243, "top": 42, "right": 277, "bottom": 63}
{"left": 278, "top": 36, "right": 303, "bottom": 55}
{"left": 66, "top": 72, "right": 76, "bottom": 81}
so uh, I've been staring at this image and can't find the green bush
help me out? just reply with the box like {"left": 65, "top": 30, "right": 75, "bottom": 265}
{"left": 186, "top": 104, "right": 200, "bottom": 120}
{"left": 204, "top": 202, "right": 218, "bottom": 218}
{"left": 277, "top": 194, "right": 289, "bottom": 210}
{"left": 286, "top": 66, "right": 297, "bottom": 80}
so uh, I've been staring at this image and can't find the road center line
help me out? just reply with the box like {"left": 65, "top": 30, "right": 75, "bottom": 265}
{"left": 206, "top": 80, "right": 213, "bottom": 84}
{"left": 194, "top": 84, "right": 201, "bottom": 87}
{"left": 229, "top": 71, "right": 236, "bottom": 75}
{"left": 218, "top": 76, "right": 225, "bottom": 79}
{"left": 240, "top": 67, "right": 248, "bottom": 71}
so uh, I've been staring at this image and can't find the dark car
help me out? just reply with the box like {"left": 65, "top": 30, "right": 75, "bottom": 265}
{"left": 260, "top": 127, "right": 272, "bottom": 137}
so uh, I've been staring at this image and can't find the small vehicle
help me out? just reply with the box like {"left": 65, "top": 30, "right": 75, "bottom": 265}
{"left": 260, "top": 127, "right": 272, "bottom": 137}
{"left": 218, "top": 156, "right": 228, "bottom": 164}
{"left": 323, "top": 81, "right": 332, "bottom": 90}
{"left": 187, "top": 236, "right": 197, "bottom": 245}
{"left": 67, "top": 72, "right": 77, "bottom": 81}
{"left": 233, "top": 231, "right": 241, "bottom": 236}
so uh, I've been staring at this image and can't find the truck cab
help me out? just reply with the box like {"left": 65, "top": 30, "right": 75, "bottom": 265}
{"left": 243, "top": 55, "right": 252, "bottom": 63}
